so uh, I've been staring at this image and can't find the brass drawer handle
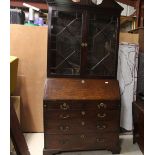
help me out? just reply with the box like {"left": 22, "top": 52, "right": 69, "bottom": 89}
{"left": 60, "top": 126, "right": 70, "bottom": 132}
{"left": 59, "top": 114, "right": 70, "bottom": 119}
{"left": 97, "top": 125, "right": 106, "bottom": 130}
{"left": 97, "top": 103, "right": 107, "bottom": 109}
{"left": 96, "top": 138, "right": 105, "bottom": 143}
{"left": 81, "top": 43, "right": 85, "bottom": 47}
{"left": 60, "top": 103, "right": 70, "bottom": 110}
{"left": 81, "top": 43, "right": 87, "bottom": 47}
{"left": 80, "top": 134, "right": 86, "bottom": 139}
{"left": 97, "top": 113, "right": 106, "bottom": 118}
{"left": 84, "top": 43, "right": 87, "bottom": 47}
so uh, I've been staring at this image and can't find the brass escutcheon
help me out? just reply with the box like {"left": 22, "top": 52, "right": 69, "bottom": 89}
{"left": 81, "top": 43, "right": 85, "bottom": 47}
{"left": 80, "top": 134, "right": 85, "bottom": 139}
{"left": 97, "top": 113, "right": 106, "bottom": 118}
{"left": 60, "top": 103, "right": 70, "bottom": 110}
{"left": 81, "top": 111, "right": 86, "bottom": 115}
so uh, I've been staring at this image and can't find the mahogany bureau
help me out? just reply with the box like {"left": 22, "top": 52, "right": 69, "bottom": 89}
{"left": 43, "top": 78, "right": 121, "bottom": 154}
{"left": 44, "top": 0, "right": 123, "bottom": 154}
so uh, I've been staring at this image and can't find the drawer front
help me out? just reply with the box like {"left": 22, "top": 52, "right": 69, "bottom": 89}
{"left": 44, "top": 117, "right": 119, "bottom": 134}
{"left": 44, "top": 109, "right": 119, "bottom": 123}
{"left": 44, "top": 133, "right": 119, "bottom": 150}
{"left": 44, "top": 100, "right": 120, "bottom": 111}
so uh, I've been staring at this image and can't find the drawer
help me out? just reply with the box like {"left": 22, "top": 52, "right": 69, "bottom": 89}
{"left": 44, "top": 133, "right": 119, "bottom": 150}
{"left": 83, "top": 101, "right": 120, "bottom": 110}
{"left": 44, "top": 101, "right": 83, "bottom": 110}
{"left": 44, "top": 109, "right": 120, "bottom": 122}
{"left": 44, "top": 117, "right": 119, "bottom": 134}
{"left": 44, "top": 100, "right": 120, "bottom": 111}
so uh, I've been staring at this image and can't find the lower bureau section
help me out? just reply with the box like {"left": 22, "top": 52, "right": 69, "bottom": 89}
{"left": 44, "top": 133, "right": 120, "bottom": 154}
{"left": 43, "top": 78, "right": 121, "bottom": 154}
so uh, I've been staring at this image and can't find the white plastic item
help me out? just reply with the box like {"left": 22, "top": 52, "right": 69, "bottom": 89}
{"left": 23, "top": 3, "right": 40, "bottom": 21}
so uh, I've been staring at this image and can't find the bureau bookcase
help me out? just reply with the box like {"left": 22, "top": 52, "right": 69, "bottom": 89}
{"left": 44, "top": 0, "right": 123, "bottom": 154}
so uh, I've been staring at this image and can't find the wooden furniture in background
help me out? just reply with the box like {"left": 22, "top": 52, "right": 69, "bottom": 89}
{"left": 133, "top": 98, "right": 144, "bottom": 153}
{"left": 11, "top": 99, "right": 30, "bottom": 155}
{"left": 118, "top": 0, "right": 144, "bottom": 28}
{"left": 135, "top": 0, "right": 144, "bottom": 28}
{"left": 43, "top": 78, "right": 121, "bottom": 154}
{"left": 129, "top": 27, "right": 144, "bottom": 53}
{"left": 130, "top": 27, "right": 144, "bottom": 153}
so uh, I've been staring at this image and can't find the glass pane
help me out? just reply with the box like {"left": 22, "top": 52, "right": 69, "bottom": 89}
{"left": 87, "top": 14, "right": 118, "bottom": 77}
{"left": 49, "top": 10, "right": 82, "bottom": 75}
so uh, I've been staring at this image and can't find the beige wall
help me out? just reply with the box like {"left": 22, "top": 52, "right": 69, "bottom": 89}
{"left": 10, "top": 24, "right": 47, "bottom": 132}
{"left": 10, "top": 24, "right": 138, "bottom": 132}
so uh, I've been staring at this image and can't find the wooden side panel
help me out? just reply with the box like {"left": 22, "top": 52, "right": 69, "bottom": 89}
{"left": 10, "top": 24, "right": 47, "bottom": 132}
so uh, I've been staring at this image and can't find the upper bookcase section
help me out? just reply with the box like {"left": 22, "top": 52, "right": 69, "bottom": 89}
{"left": 46, "top": 0, "right": 123, "bottom": 13}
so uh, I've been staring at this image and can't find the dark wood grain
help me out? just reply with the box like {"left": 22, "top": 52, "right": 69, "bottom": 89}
{"left": 44, "top": 117, "right": 119, "bottom": 134}
{"left": 44, "top": 78, "right": 120, "bottom": 100}
{"left": 44, "top": 109, "right": 119, "bottom": 121}
{"left": 44, "top": 100, "right": 120, "bottom": 110}
{"left": 44, "top": 133, "right": 119, "bottom": 150}
{"left": 43, "top": 78, "right": 121, "bottom": 154}
{"left": 133, "top": 98, "right": 144, "bottom": 153}
{"left": 80, "top": 11, "right": 88, "bottom": 75}
{"left": 44, "top": 0, "right": 122, "bottom": 154}
{"left": 46, "top": 0, "right": 123, "bottom": 78}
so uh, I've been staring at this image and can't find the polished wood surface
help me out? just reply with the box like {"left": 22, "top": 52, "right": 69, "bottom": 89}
{"left": 44, "top": 133, "right": 119, "bottom": 150}
{"left": 45, "top": 109, "right": 119, "bottom": 123}
{"left": 44, "top": 78, "right": 120, "bottom": 101}
{"left": 44, "top": 101, "right": 120, "bottom": 110}
{"left": 133, "top": 98, "right": 144, "bottom": 153}
{"left": 44, "top": 0, "right": 122, "bottom": 154}
{"left": 44, "top": 112, "right": 119, "bottom": 134}
{"left": 43, "top": 78, "right": 121, "bottom": 154}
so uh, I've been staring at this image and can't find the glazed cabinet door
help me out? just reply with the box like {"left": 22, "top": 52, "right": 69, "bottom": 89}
{"left": 86, "top": 13, "right": 119, "bottom": 78}
{"left": 47, "top": 7, "right": 120, "bottom": 78}
{"left": 47, "top": 8, "right": 83, "bottom": 76}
